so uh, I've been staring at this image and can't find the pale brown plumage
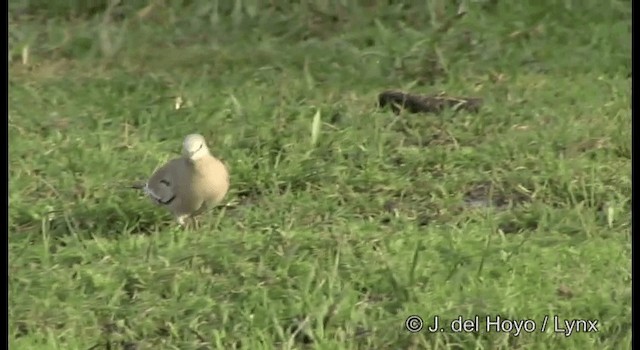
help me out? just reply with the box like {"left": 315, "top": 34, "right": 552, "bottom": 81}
{"left": 143, "top": 134, "right": 229, "bottom": 226}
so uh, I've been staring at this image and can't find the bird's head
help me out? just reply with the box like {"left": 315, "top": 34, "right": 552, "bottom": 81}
{"left": 182, "top": 134, "right": 209, "bottom": 160}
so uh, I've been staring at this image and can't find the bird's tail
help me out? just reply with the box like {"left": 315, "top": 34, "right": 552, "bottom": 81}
{"left": 129, "top": 182, "right": 147, "bottom": 190}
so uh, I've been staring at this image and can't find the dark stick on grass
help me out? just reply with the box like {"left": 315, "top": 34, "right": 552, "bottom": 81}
{"left": 378, "top": 90, "right": 483, "bottom": 115}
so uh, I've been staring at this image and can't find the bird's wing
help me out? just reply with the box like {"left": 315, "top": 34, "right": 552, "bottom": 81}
{"left": 145, "top": 159, "right": 183, "bottom": 205}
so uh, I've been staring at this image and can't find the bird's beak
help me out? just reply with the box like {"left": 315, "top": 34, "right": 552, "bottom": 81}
{"left": 187, "top": 144, "right": 204, "bottom": 158}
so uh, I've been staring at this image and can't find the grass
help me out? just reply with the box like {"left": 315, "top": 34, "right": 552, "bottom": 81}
{"left": 9, "top": 0, "right": 631, "bottom": 349}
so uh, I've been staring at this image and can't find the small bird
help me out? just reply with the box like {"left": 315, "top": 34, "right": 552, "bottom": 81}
{"left": 137, "top": 134, "right": 229, "bottom": 227}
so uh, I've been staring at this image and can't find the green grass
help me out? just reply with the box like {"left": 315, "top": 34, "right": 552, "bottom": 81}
{"left": 9, "top": 1, "right": 631, "bottom": 349}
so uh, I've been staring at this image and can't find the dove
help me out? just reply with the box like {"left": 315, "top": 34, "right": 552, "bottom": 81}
{"left": 141, "top": 134, "right": 229, "bottom": 227}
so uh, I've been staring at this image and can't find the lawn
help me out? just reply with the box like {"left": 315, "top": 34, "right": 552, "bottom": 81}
{"left": 9, "top": 1, "right": 631, "bottom": 349}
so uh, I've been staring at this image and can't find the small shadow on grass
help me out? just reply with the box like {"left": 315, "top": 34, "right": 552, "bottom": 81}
{"left": 461, "top": 181, "right": 543, "bottom": 234}
{"left": 462, "top": 180, "right": 531, "bottom": 210}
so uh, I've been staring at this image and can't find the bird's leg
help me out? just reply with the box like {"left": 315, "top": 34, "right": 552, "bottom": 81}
{"left": 191, "top": 217, "right": 200, "bottom": 230}
{"left": 176, "top": 215, "right": 189, "bottom": 228}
